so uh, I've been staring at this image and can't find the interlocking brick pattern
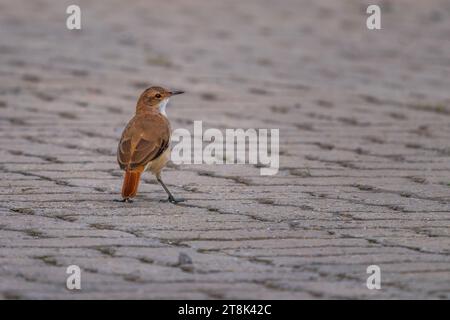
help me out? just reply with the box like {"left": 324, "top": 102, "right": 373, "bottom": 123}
{"left": 1, "top": 0, "right": 449, "bottom": 299}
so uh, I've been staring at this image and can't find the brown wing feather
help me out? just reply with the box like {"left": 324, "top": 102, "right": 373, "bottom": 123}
{"left": 117, "top": 112, "right": 171, "bottom": 170}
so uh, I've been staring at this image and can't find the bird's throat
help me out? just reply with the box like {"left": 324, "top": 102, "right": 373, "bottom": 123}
{"left": 158, "top": 98, "right": 169, "bottom": 116}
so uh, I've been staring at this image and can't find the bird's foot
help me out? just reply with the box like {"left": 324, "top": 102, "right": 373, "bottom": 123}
{"left": 160, "top": 196, "right": 185, "bottom": 204}
{"left": 114, "top": 198, "right": 133, "bottom": 203}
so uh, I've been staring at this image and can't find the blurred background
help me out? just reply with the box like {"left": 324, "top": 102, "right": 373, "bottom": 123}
{"left": 0, "top": 0, "right": 449, "bottom": 299}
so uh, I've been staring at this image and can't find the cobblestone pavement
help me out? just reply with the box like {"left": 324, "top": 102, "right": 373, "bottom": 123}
{"left": 1, "top": 0, "right": 450, "bottom": 299}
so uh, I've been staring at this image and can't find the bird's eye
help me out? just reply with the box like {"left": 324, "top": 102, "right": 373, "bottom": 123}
{"left": 155, "top": 93, "right": 162, "bottom": 98}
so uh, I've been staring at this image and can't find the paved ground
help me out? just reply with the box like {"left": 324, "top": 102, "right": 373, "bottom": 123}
{"left": 1, "top": 0, "right": 450, "bottom": 299}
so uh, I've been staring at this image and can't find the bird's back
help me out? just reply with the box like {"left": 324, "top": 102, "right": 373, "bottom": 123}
{"left": 117, "top": 111, "right": 171, "bottom": 171}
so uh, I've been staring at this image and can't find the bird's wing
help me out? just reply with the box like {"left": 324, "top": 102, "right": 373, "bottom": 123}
{"left": 117, "top": 113, "right": 171, "bottom": 170}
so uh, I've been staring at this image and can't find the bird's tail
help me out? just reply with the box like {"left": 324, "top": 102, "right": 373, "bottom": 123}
{"left": 121, "top": 170, "right": 142, "bottom": 199}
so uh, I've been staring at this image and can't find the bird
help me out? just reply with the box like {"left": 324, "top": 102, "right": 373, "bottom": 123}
{"left": 117, "top": 86, "right": 184, "bottom": 203}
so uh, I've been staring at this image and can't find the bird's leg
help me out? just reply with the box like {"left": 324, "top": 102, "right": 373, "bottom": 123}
{"left": 157, "top": 176, "right": 184, "bottom": 204}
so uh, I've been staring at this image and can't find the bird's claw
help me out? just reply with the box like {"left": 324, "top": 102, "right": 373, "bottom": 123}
{"left": 160, "top": 197, "right": 185, "bottom": 204}
{"left": 114, "top": 198, "right": 133, "bottom": 203}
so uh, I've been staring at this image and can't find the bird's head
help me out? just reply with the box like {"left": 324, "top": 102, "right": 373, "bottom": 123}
{"left": 137, "top": 86, "right": 184, "bottom": 115}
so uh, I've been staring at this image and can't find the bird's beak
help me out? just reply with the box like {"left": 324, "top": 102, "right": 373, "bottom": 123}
{"left": 170, "top": 90, "right": 184, "bottom": 96}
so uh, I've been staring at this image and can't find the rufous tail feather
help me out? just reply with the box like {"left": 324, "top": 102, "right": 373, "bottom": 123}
{"left": 121, "top": 170, "right": 141, "bottom": 199}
